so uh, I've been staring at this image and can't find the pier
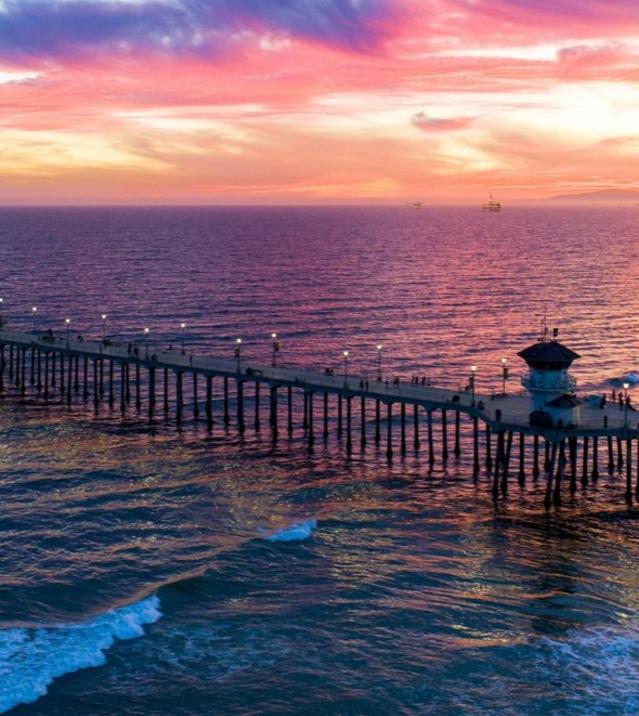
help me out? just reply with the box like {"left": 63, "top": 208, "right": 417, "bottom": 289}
{"left": 1, "top": 324, "right": 638, "bottom": 508}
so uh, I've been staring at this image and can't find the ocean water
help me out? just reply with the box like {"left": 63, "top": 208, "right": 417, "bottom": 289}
{"left": 0, "top": 206, "right": 639, "bottom": 714}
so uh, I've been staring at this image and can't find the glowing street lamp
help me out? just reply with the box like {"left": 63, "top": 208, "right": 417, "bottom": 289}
{"left": 65, "top": 318, "right": 71, "bottom": 345}
{"left": 0, "top": 297, "right": 4, "bottom": 329}
{"left": 234, "top": 338, "right": 242, "bottom": 371}
{"left": 624, "top": 381, "right": 630, "bottom": 429}
{"left": 180, "top": 322, "right": 186, "bottom": 354}
{"left": 376, "top": 344, "right": 383, "bottom": 381}
{"left": 271, "top": 333, "right": 280, "bottom": 367}
{"left": 101, "top": 314, "right": 108, "bottom": 341}
{"left": 144, "top": 327, "right": 150, "bottom": 358}
{"left": 501, "top": 357, "right": 509, "bottom": 396}
{"left": 31, "top": 306, "right": 38, "bottom": 333}
{"left": 470, "top": 365, "right": 477, "bottom": 405}
{"left": 343, "top": 350, "right": 349, "bottom": 385}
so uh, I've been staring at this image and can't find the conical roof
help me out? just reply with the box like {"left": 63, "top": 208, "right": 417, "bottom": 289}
{"left": 517, "top": 340, "right": 580, "bottom": 369}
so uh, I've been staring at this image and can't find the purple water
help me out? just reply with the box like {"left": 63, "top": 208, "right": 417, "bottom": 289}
{"left": 0, "top": 206, "right": 638, "bottom": 715}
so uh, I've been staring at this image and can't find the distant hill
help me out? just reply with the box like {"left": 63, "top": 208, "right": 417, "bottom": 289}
{"left": 548, "top": 189, "right": 639, "bottom": 204}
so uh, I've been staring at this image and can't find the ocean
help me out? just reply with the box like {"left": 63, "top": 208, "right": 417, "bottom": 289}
{"left": 0, "top": 206, "right": 638, "bottom": 715}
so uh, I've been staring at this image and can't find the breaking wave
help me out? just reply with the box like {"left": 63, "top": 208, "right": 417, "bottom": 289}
{"left": 0, "top": 594, "right": 161, "bottom": 714}
{"left": 265, "top": 519, "right": 317, "bottom": 542}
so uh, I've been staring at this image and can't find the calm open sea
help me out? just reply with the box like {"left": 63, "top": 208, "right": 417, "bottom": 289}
{"left": 0, "top": 206, "right": 638, "bottom": 715}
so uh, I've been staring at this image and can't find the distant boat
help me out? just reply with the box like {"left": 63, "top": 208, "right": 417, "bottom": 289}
{"left": 482, "top": 193, "right": 502, "bottom": 212}
{"left": 411, "top": 201, "right": 424, "bottom": 209}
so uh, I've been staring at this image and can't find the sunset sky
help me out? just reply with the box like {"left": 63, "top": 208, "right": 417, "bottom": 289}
{"left": 2, "top": 0, "right": 639, "bottom": 204}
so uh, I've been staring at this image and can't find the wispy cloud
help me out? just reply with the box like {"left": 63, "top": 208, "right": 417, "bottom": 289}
{"left": 0, "top": 0, "right": 399, "bottom": 63}
{"left": 411, "top": 111, "right": 477, "bottom": 132}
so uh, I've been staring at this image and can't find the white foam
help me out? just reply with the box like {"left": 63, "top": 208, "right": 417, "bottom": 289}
{"left": 265, "top": 519, "right": 317, "bottom": 542}
{"left": 538, "top": 623, "right": 639, "bottom": 714}
{"left": 0, "top": 594, "right": 161, "bottom": 713}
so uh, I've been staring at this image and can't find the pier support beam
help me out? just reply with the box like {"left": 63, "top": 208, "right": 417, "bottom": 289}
{"left": 607, "top": 435, "right": 614, "bottom": 473}
{"left": 625, "top": 438, "right": 633, "bottom": 504}
{"left": 552, "top": 439, "right": 567, "bottom": 505}
{"left": 532, "top": 435, "right": 540, "bottom": 478}
{"left": 270, "top": 385, "right": 278, "bottom": 437}
{"left": 148, "top": 366, "right": 156, "bottom": 418}
{"left": 544, "top": 441, "right": 559, "bottom": 509}
{"left": 163, "top": 369, "right": 169, "bottom": 413}
{"left": 308, "top": 391, "right": 314, "bottom": 445}
{"left": 617, "top": 436, "right": 623, "bottom": 472}
{"left": 592, "top": 436, "right": 599, "bottom": 481}
{"left": 501, "top": 430, "right": 513, "bottom": 495}
{"left": 413, "top": 405, "right": 420, "bottom": 450}
{"left": 108, "top": 360, "right": 114, "bottom": 407}
{"left": 569, "top": 437, "right": 578, "bottom": 494}
{"left": 337, "top": 395, "right": 343, "bottom": 439}
{"left": 93, "top": 359, "right": 99, "bottom": 408}
{"left": 518, "top": 433, "right": 525, "bottom": 484}
{"left": 43, "top": 352, "right": 49, "bottom": 401}
{"left": 288, "top": 387, "right": 293, "bottom": 435}
{"left": 206, "top": 376, "right": 213, "bottom": 432}
{"left": 427, "top": 410, "right": 435, "bottom": 465}
{"left": 223, "top": 377, "right": 230, "bottom": 425}
{"left": 375, "top": 400, "right": 381, "bottom": 445}
{"left": 492, "top": 431, "right": 504, "bottom": 500}
{"left": 254, "top": 381, "right": 261, "bottom": 431}
{"left": 59, "top": 353, "right": 65, "bottom": 396}
{"left": 581, "top": 437, "right": 589, "bottom": 487}
{"left": 120, "top": 363, "right": 126, "bottom": 413}
{"left": 360, "top": 397, "right": 367, "bottom": 449}
{"left": 400, "top": 403, "right": 406, "bottom": 455}
{"left": 125, "top": 363, "right": 130, "bottom": 403}
{"left": 176, "top": 371, "right": 183, "bottom": 425}
{"left": 454, "top": 411, "right": 461, "bottom": 456}
{"left": 237, "top": 380, "right": 245, "bottom": 434}
{"left": 323, "top": 392, "right": 328, "bottom": 441}
{"left": 386, "top": 403, "right": 393, "bottom": 461}
{"left": 346, "top": 396, "right": 352, "bottom": 454}
{"left": 135, "top": 363, "right": 141, "bottom": 410}
{"left": 441, "top": 409, "right": 448, "bottom": 462}
{"left": 472, "top": 416, "right": 480, "bottom": 478}
{"left": 485, "top": 425, "right": 492, "bottom": 473}
{"left": 193, "top": 373, "right": 199, "bottom": 418}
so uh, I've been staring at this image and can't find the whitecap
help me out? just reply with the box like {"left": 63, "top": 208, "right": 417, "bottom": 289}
{"left": 537, "top": 623, "right": 639, "bottom": 715}
{"left": 265, "top": 519, "right": 317, "bottom": 542}
{"left": 0, "top": 594, "right": 161, "bottom": 714}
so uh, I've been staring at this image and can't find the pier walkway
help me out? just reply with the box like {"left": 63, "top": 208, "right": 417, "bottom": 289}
{"left": 1, "top": 328, "right": 638, "bottom": 506}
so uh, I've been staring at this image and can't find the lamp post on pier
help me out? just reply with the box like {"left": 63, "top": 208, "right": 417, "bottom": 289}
{"left": 376, "top": 344, "right": 382, "bottom": 381}
{"left": 624, "top": 381, "right": 630, "bottom": 429}
{"left": 501, "top": 357, "right": 508, "bottom": 396}
{"left": 180, "top": 322, "right": 186, "bottom": 354}
{"left": 31, "top": 306, "right": 38, "bottom": 333}
{"left": 343, "top": 350, "right": 349, "bottom": 386}
{"left": 101, "top": 314, "right": 107, "bottom": 341}
{"left": 0, "top": 297, "right": 4, "bottom": 329}
{"left": 470, "top": 365, "right": 477, "bottom": 405}
{"left": 144, "top": 327, "right": 150, "bottom": 359}
{"left": 65, "top": 318, "right": 71, "bottom": 346}
{"left": 271, "top": 333, "right": 280, "bottom": 367}
{"left": 234, "top": 338, "right": 242, "bottom": 372}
